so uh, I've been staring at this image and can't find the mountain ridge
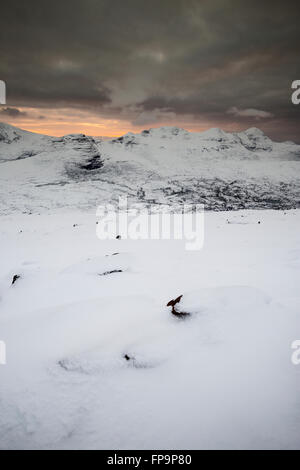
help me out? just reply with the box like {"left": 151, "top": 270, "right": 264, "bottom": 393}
{"left": 0, "top": 121, "right": 298, "bottom": 145}
{"left": 0, "top": 122, "right": 299, "bottom": 214}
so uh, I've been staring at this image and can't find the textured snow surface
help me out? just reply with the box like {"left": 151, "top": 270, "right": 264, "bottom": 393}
{"left": 0, "top": 210, "right": 299, "bottom": 449}
{"left": 1, "top": 123, "right": 300, "bottom": 449}
{"left": 0, "top": 123, "right": 300, "bottom": 214}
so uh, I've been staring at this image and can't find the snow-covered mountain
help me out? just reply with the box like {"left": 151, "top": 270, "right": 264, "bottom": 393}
{"left": 1, "top": 122, "right": 300, "bottom": 449}
{"left": 0, "top": 122, "right": 299, "bottom": 213}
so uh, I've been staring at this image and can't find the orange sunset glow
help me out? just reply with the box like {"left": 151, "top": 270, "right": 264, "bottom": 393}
{"left": 0, "top": 105, "right": 279, "bottom": 139}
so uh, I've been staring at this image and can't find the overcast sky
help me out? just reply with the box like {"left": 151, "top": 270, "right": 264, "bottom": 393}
{"left": 0, "top": 0, "right": 299, "bottom": 139}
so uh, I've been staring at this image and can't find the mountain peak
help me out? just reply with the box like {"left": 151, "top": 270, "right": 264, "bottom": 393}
{"left": 0, "top": 122, "right": 28, "bottom": 143}
{"left": 245, "top": 127, "right": 266, "bottom": 137}
{"left": 199, "top": 127, "right": 229, "bottom": 140}
{"left": 0, "top": 121, "right": 45, "bottom": 143}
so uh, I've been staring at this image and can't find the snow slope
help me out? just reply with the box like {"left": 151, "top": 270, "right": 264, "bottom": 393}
{"left": 0, "top": 123, "right": 299, "bottom": 214}
{"left": 0, "top": 210, "right": 300, "bottom": 449}
{"left": 0, "top": 123, "right": 299, "bottom": 449}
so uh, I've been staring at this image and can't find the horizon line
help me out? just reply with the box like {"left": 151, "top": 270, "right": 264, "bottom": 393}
{"left": 0, "top": 120, "right": 284, "bottom": 142}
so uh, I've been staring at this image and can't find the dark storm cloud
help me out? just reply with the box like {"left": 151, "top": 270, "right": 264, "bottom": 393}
{"left": 0, "top": 0, "right": 299, "bottom": 138}
{"left": 0, "top": 107, "right": 27, "bottom": 118}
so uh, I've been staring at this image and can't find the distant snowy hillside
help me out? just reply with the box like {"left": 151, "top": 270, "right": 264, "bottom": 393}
{"left": 0, "top": 123, "right": 299, "bottom": 213}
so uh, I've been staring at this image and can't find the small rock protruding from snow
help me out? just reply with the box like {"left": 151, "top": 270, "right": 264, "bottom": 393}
{"left": 167, "top": 294, "right": 190, "bottom": 318}
{"left": 99, "top": 269, "right": 123, "bottom": 276}
{"left": 167, "top": 294, "right": 183, "bottom": 308}
{"left": 11, "top": 274, "right": 21, "bottom": 285}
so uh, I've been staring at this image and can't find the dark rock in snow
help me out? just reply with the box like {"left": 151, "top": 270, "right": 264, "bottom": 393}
{"left": 12, "top": 274, "right": 21, "bottom": 285}
{"left": 167, "top": 294, "right": 190, "bottom": 317}
{"left": 167, "top": 295, "right": 183, "bottom": 308}
{"left": 99, "top": 269, "right": 123, "bottom": 276}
